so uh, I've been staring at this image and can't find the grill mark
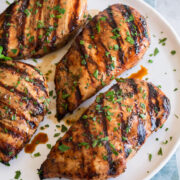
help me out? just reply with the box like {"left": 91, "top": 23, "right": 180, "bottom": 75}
{"left": 0, "top": 4, "right": 14, "bottom": 55}
{"left": 0, "top": 121, "right": 27, "bottom": 140}
{"left": 0, "top": 100, "right": 37, "bottom": 129}
{"left": 147, "top": 83, "right": 160, "bottom": 131}
{"left": 0, "top": 141, "right": 17, "bottom": 157}
{"left": 0, "top": 81, "right": 44, "bottom": 116}
{"left": 43, "top": 0, "right": 56, "bottom": 50}
{"left": 124, "top": 115, "right": 134, "bottom": 158}
{"left": 35, "top": 0, "right": 44, "bottom": 52}
{"left": 162, "top": 96, "right": 170, "bottom": 119}
{"left": 27, "top": 1, "right": 37, "bottom": 50}
{"left": 80, "top": 111, "right": 94, "bottom": 176}
{"left": 56, "top": 59, "right": 71, "bottom": 120}
{"left": 18, "top": 0, "right": 30, "bottom": 57}
{"left": 100, "top": 99, "right": 117, "bottom": 176}
{"left": 0, "top": 62, "right": 48, "bottom": 95}
{"left": 76, "top": 34, "right": 99, "bottom": 68}
{"left": 32, "top": 78, "right": 48, "bottom": 95}
{"left": 68, "top": 0, "right": 80, "bottom": 32}
{"left": 139, "top": 17, "right": 149, "bottom": 39}
{"left": 86, "top": 21, "right": 106, "bottom": 75}
{"left": 50, "top": 0, "right": 59, "bottom": 48}
{"left": 136, "top": 104, "right": 146, "bottom": 146}
{"left": 120, "top": 5, "right": 140, "bottom": 54}
{"left": 89, "top": 19, "right": 110, "bottom": 75}
{"left": 75, "top": 86, "right": 82, "bottom": 103}
{"left": 75, "top": 39, "right": 95, "bottom": 84}
{"left": 106, "top": 7, "right": 125, "bottom": 65}
{"left": 37, "top": 0, "right": 51, "bottom": 52}
{"left": 127, "top": 79, "right": 138, "bottom": 94}
{"left": 20, "top": 62, "right": 44, "bottom": 76}
{"left": 113, "top": 83, "right": 135, "bottom": 158}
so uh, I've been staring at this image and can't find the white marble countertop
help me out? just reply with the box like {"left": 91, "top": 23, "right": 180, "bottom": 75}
{"left": 144, "top": 0, "right": 180, "bottom": 179}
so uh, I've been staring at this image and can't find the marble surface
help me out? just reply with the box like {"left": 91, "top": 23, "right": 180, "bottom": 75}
{"left": 144, "top": 1, "right": 180, "bottom": 179}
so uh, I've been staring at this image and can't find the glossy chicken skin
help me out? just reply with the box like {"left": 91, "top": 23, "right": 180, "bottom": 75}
{"left": 40, "top": 78, "right": 170, "bottom": 180}
{"left": 55, "top": 4, "right": 151, "bottom": 120}
{"left": 0, "top": 0, "right": 87, "bottom": 59}
{"left": 0, "top": 60, "right": 49, "bottom": 163}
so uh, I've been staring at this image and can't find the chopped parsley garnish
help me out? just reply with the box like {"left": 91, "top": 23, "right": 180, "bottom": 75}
{"left": 0, "top": 46, "right": 12, "bottom": 60}
{"left": 82, "top": 115, "right": 88, "bottom": 119}
{"left": 126, "top": 35, "right": 134, "bottom": 45}
{"left": 80, "top": 40, "right": 85, "bottom": 45}
{"left": 49, "top": 90, "right": 53, "bottom": 97}
{"left": 11, "top": 114, "right": 16, "bottom": 121}
{"left": 92, "top": 136, "right": 108, "bottom": 147}
{"left": 171, "top": 50, "right": 176, "bottom": 55}
{"left": 154, "top": 48, "right": 159, "bottom": 56}
{"left": 36, "top": 1, "right": 42, "bottom": 7}
{"left": 34, "top": 152, "right": 41, "bottom": 157}
{"left": 54, "top": 133, "right": 60, "bottom": 137}
{"left": 78, "top": 142, "right": 89, "bottom": 149}
{"left": 139, "top": 113, "right": 145, "bottom": 119}
{"left": 93, "top": 70, "right": 99, "bottom": 80}
{"left": 110, "top": 143, "right": 118, "bottom": 156}
{"left": 175, "top": 114, "right": 179, "bottom": 119}
{"left": 58, "top": 144, "right": 70, "bottom": 152}
{"left": 24, "top": 9, "right": 31, "bottom": 16}
{"left": 122, "top": 136, "right": 127, "bottom": 142}
{"left": 158, "top": 147, "right": 163, "bottom": 156}
{"left": 81, "top": 59, "right": 86, "bottom": 65}
{"left": 62, "top": 92, "right": 70, "bottom": 99}
{"left": 102, "top": 154, "right": 108, "bottom": 160}
{"left": 88, "top": 44, "right": 92, "bottom": 49}
{"left": 126, "top": 14, "right": 134, "bottom": 22}
{"left": 6, "top": 1, "right": 11, "bottom": 5}
{"left": 148, "top": 59, "right": 153, "bottom": 63}
{"left": 159, "top": 38, "right": 167, "bottom": 46}
{"left": 37, "top": 21, "right": 44, "bottom": 29}
{"left": 113, "top": 44, "right": 119, "bottom": 51}
{"left": 14, "top": 170, "right": 21, "bottom": 179}
{"left": 140, "top": 103, "right": 145, "bottom": 109}
{"left": 162, "top": 140, "right": 168, "bottom": 144}
{"left": 148, "top": 153, "right": 152, "bottom": 161}
{"left": 46, "top": 144, "right": 52, "bottom": 149}
{"left": 61, "top": 125, "right": 68, "bottom": 132}
{"left": 125, "top": 125, "right": 130, "bottom": 133}
{"left": 54, "top": 5, "right": 66, "bottom": 14}
{"left": 96, "top": 21, "right": 101, "bottom": 33}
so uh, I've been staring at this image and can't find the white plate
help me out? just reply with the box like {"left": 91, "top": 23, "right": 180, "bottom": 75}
{"left": 1, "top": 0, "right": 180, "bottom": 179}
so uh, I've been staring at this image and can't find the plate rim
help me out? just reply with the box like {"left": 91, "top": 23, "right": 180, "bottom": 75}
{"left": 0, "top": 0, "right": 180, "bottom": 179}
{"left": 131, "top": 0, "right": 180, "bottom": 179}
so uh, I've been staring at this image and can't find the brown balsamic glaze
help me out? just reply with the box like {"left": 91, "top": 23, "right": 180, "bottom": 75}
{"left": 25, "top": 132, "right": 48, "bottom": 154}
{"left": 128, "top": 65, "right": 148, "bottom": 80}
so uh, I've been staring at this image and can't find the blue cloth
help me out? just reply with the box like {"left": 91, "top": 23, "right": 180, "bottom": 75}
{"left": 144, "top": 0, "right": 155, "bottom": 7}
{"left": 151, "top": 154, "right": 179, "bottom": 180}
{"left": 144, "top": 0, "right": 179, "bottom": 179}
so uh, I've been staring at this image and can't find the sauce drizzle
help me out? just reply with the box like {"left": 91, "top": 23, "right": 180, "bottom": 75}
{"left": 128, "top": 65, "right": 148, "bottom": 80}
{"left": 25, "top": 132, "right": 48, "bottom": 154}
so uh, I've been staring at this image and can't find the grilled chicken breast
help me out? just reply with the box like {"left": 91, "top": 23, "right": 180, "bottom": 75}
{"left": 55, "top": 4, "right": 151, "bottom": 120}
{"left": 40, "top": 78, "right": 170, "bottom": 180}
{"left": 0, "top": 60, "right": 49, "bottom": 163}
{"left": 0, "top": 0, "right": 87, "bottom": 60}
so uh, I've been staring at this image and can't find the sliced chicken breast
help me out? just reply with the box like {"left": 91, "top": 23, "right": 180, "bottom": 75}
{"left": 55, "top": 4, "right": 151, "bottom": 120}
{"left": 0, "top": 60, "right": 49, "bottom": 163}
{"left": 40, "top": 78, "right": 170, "bottom": 180}
{"left": 0, "top": 0, "right": 87, "bottom": 59}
